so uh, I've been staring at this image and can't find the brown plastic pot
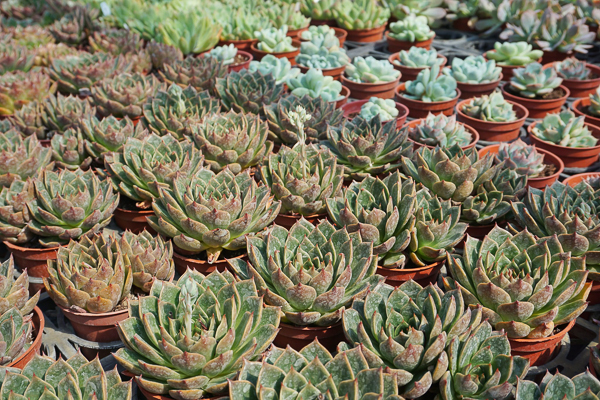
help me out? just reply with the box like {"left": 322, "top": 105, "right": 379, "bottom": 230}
{"left": 228, "top": 51, "right": 253, "bottom": 73}
{"left": 274, "top": 213, "right": 328, "bottom": 229}
{"left": 543, "top": 62, "right": 600, "bottom": 98}
{"left": 333, "top": 86, "right": 350, "bottom": 109}
{"left": 528, "top": 121, "right": 600, "bottom": 168}
{"left": 501, "top": 82, "right": 570, "bottom": 119}
{"left": 4, "top": 241, "right": 59, "bottom": 294}
{"left": 456, "top": 75, "right": 503, "bottom": 99}
{"left": 483, "top": 51, "right": 542, "bottom": 80}
{"left": 345, "top": 24, "right": 385, "bottom": 42}
{"left": 376, "top": 260, "right": 444, "bottom": 287}
{"left": 385, "top": 31, "right": 435, "bottom": 53}
{"left": 572, "top": 97, "right": 600, "bottom": 127}
{"left": 39, "top": 139, "right": 50, "bottom": 147}
{"left": 478, "top": 144, "right": 564, "bottom": 189}
{"left": 287, "top": 25, "right": 309, "bottom": 39}
{"left": 340, "top": 99, "right": 409, "bottom": 129}
{"left": 218, "top": 38, "right": 258, "bottom": 52}
{"left": 509, "top": 319, "right": 576, "bottom": 366}
{"left": 563, "top": 172, "right": 600, "bottom": 186}
{"left": 466, "top": 224, "right": 495, "bottom": 240}
{"left": 7, "top": 306, "right": 44, "bottom": 369}
{"left": 274, "top": 321, "right": 344, "bottom": 351}
{"left": 541, "top": 50, "right": 569, "bottom": 65}
{"left": 299, "top": 27, "right": 347, "bottom": 47}
{"left": 298, "top": 64, "right": 345, "bottom": 81}
{"left": 60, "top": 305, "right": 128, "bottom": 342}
{"left": 113, "top": 207, "right": 155, "bottom": 234}
{"left": 456, "top": 99, "right": 528, "bottom": 142}
{"left": 395, "top": 83, "right": 460, "bottom": 119}
{"left": 404, "top": 119, "right": 479, "bottom": 151}
{"left": 452, "top": 17, "right": 476, "bottom": 32}
{"left": 250, "top": 40, "right": 301, "bottom": 65}
{"left": 340, "top": 75, "right": 401, "bottom": 100}
{"left": 388, "top": 53, "right": 447, "bottom": 83}
{"left": 173, "top": 249, "right": 247, "bottom": 275}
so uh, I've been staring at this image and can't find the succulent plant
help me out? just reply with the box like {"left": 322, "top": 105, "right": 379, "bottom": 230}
{"left": 255, "top": 26, "right": 297, "bottom": 53}
{"left": 300, "top": 0, "right": 339, "bottom": 21}
{"left": 27, "top": 169, "right": 119, "bottom": 247}
{"left": 114, "top": 269, "right": 280, "bottom": 398}
{"left": 345, "top": 56, "right": 401, "bottom": 84}
{"left": 515, "top": 370, "right": 600, "bottom": 400}
{"left": 146, "top": 40, "right": 184, "bottom": 70}
{"left": 0, "top": 70, "right": 57, "bottom": 117}
{"left": 0, "top": 179, "right": 35, "bottom": 245}
{"left": 532, "top": 110, "right": 598, "bottom": 148}
{"left": 0, "top": 43, "right": 35, "bottom": 75}
{"left": 509, "top": 62, "right": 563, "bottom": 98}
{"left": 446, "top": 225, "right": 590, "bottom": 338}
{"left": 295, "top": 41, "right": 350, "bottom": 70}
{"left": 8, "top": 101, "right": 47, "bottom": 139}
{"left": 206, "top": 44, "right": 238, "bottom": 66}
{"left": 0, "top": 352, "right": 132, "bottom": 398}
{"left": 385, "top": 0, "right": 447, "bottom": 23}
{"left": 248, "top": 54, "right": 301, "bottom": 85}
{"left": 325, "top": 115, "right": 413, "bottom": 180}
{"left": 265, "top": 2, "right": 311, "bottom": 30}
{"left": 461, "top": 92, "right": 518, "bottom": 122}
{"left": 157, "top": 11, "right": 221, "bottom": 55}
{"left": 186, "top": 111, "right": 273, "bottom": 174}
{"left": 0, "top": 255, "right": 39, "bottom": 315}
{"left": 219, "top": 9, "right": 272, "bottom": 41}
{"left": 48, "top": 53, "right": 130, "bottom": 95}
{"left": 47, "top": 6, "right": 98, "bottom": 46}
{"left": 81, "top": 115, "right": 147, "bottom": 161}
{"left": 287, "top": 68, "right": 344, "bottom": 102}
{"left": 216, "top": 70, "right": 285, "bottom": 116}
{"left": 299, "top": 25, "right": 339, "bottom": 46}
{"left": 35, "top": 43, "right": 80, "bottom": 68}
{"left": 109, "top": 0, "right": 167, "bottom": 41}
{"left": 0, "top": 131, "right": 52, "bottom": 187}
{"left": 105, "top": 133, "right": 205, "bottom": 208}
{"left": 359, "top": 97, "right": 399, "bottom": 122}
{"left": 334, "top": 0, "right": 390, "bottom": 30}
{"left": 407, "top": 113, "right": 472, "bottom": 148}
{"left": 50, "top": 128, "right": 92, "bottom": 171}
{"left": 142, "top": 84, "right": 221, "bottom": 140}
{"left": 486, "top": 41, "right": 543, "bottom": 66}
{"left": 148, "top": 168, "right": 280, "bottom": 262}
{"left": 1, "top": 25, "right": 54, "bottom": 53}
{"left": 229, "top": 218, "right": 383, "bottom": 326}
{"left": 396, "top": 47, "right": 443, "bottom": 68}
{"left": 158, "top": 55, "right": 228, "bottom": 95}
{"left": 42, "top": 93, "right": 94, "bottom": 134}
{"left": 445, "top": 56, "right": 502, "bottom": 84}
{"left": 553, "top": 57, "right": 591, "bottom": 80}
{"left": 92, "top": 73, "right": 162, "bottom": 120}
{"left": 402, "top": 145, "right": 495, "bottom": 203}
{"left": 88, "top": 29, "right": 144, "bottom": 55}
{"left": 402, "top": 64, "right": 458, "bottom": 102}
{"left": 388, "top": 13, "right": 435, "bottom": 42}
{"left": 496, "top": 139, "right": 545, "bottom": 177}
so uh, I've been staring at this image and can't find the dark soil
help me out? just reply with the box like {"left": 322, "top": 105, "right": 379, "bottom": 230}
{"left": 177, "top": 248, "right": 247, "bottom": 261}
{"left": 537, "top": 163, "right": 556, "bottom": 178}
{"left": 232, "top": 54, "right": 249, "bottom": 65}
{"left": 507, "top": 86, "right": 566, "bottom": 100}
{"left": 118, "top": 196, "right": 151, "bottom": 211}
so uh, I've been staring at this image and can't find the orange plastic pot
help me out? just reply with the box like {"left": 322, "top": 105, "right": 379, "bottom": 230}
{"left": 543, "top": 62, "right": 600, "bottom": 98}
{"left": 340, "top": 99, "right": 409, "bottom": 129}
{"left": 227, "top": 50, "right": 253, "bottom": 73}
{"left": 298, "top": 64, "right": 345, "bottom": 81}
{"left": 385, "top": 31, "right": 435, "bottom": 53}
{"left": 483, "top": 51, "right": 542, "bottom": 80}
{"left": 501, "top": 82, "right": 570, "bottom": 119}
{"left": 345, "top": 24, "right": 385, "bottom": 42}
{"left": 456, "top": 99, "right": 528, "bottom": 142}
{"left": 4, "top": 241, "right": 59, "bottom": 294}
{"left": 388, "top": 53, "right": 447, "bottom": 83}
{"left": 456, "top": 75, "right": 502, "bottom": 99}
{"left": 218, "top": 38, "right": 258, "bottom": 51}
{"left": 7, "top": 306, "right": 44, "bottom": 369}
{"left": 341, "top": 75, "right": 401, "bottom": 100}
{"left": 572, "top": 98, "right": 600, "bottom": 127}
{"left": 528, "top": 121, "right": 600, "bottom": 168}
{"left": 376, "top": 260, "right": 444, "bottom": 287}
{"left": 274, "top": 213, "right": 328, "bottom": 229}
{"left": 509, "top": 319, "right": 576, "bottom": 366}
{"left": 299, "top": 27, "right": 347, "bottom": 47}
{"left": 403, "top": 119, "right": 479, "bottom": 151}
{"left": 563, "top": 172, "right": 600, "bottom": 186}
{"left": 173, "top": 249, "right": 247, "bottom": 275}
{"left": 287, "top": 25, "right": 309, "bottom": 39}
{"left": 60, "top": 305, "right": 128, "bottom": 343}
{"left": 274, "top": 321, "right": 344, "bottom": 351}
{"left": 478, "top": 144, "right": 564, "bottom": 189}
{"left": 395, "top": 83, "right": 460, "bottom": 119}
{"left": 114, "top": 207, "right": 155, "bottom": 234}
{"left": 333, "top": 86, "right": 350, "bottom": 109}
{"left": 250, "top": 40, "right": 301, "bottom": 65}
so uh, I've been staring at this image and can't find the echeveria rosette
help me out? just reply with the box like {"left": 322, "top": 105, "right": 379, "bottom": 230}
{"left": 515, "top": 370, "right": 600, "bottom": 400}
{"left": 388, "top": 14, "right": 435, "bottom": 42}
{"left": 496, "top": 139, "right": 545, "bottom": 177}
{"left": 396, "top": 47, "right": 442, "bottom": 68}
{"left": 216, "top": 70, "right": 284, "bottom": 116}
{"left": 0, "top": 130, "right": 52, "bottom": 187}
{"left": 42, "top": 92, "right": 95, "bottom": 134}
{"left": 287, "top": 69, "right": 344, "bottom": 102}
{"left": 9, "top": 101, "right": 47, "bottom": 140}
{"left": 531, "top": 110, "right": 598, "bottom": 148}
{"left": 446, "top": 226, "right": 590, "bottom": 338}
{"left": 553, "top": 57, "right": 591, "bottom": 80}
{"left": 0, "top": 256, "right": 39, "bottom": 316}
{"left": 486, "top": 42, "right": 543, "bottom": 66}
{"left": 461, "top": 92, "right": 517, "bottom": 123}
{"left": 445, "top": 56, "right": 501, "bottom": 84}
{"left": 345, "top": 56, "right": 400, "bottom": 84}
{"left": 158, "top": 56, "right": 227, "bottom": 95}
{"left": 360, "top": 98, "right": 399, "bottom": 122}
{"left": 334, "top": 0, "right": 390, "bottom": 30}
{"left": 248, "top": 55, "right": 300, "bottom": 86}
{"left": 406, "top": 113, "right": 472, "bottom": 148}
{"left": 27, "top": 169, "right": 119, "bottom": 247}
{"left": 114, "top": 269, "right": 280, "bottom": 398}
{"left": 228, "top": 219, "right": 384, "bottom": 326}
{"left": 81, "top": 115, "right": 148, "bottom": 161}
{"left": 255, "top": 26, "right": 296, "bottom": 53}
{"left": 157, "top": 11, "right": 221, "bottom": 55}
{"left": 50, "top": 128, "right": 92, "bottom": 171}
{"left": 343, "top": 280, "right": 484, "bottom": 398}
{"left": 148, "top": 169, "right": 281, "bottom": 263}
{"left": 509, "top": 62, "right": 563, "bottom": 99}
{"left": 0, "top": 179, "right": 35, "bottom": 245}
{"left": 402, "top": 64, "right": 458, "bottom": 102}
{"left": 0, "top": 70, "right": 57, "bottom": 117}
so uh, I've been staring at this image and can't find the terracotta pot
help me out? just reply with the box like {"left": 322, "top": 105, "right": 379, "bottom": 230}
{"left": 173, "top": 249, "right": 247, "bottom": 275}
{"left": 456, "top": 99, "right": 528, "bottom": 142}
{"left": 287, "top": 25, "right": 309, "bottom": 39}
{"left": 113, "top": 207, "right": 155, "bottom": 234}
{"left": 541, "top": 50, "right": 569, "bottom": 65}
{"left": 60, "top": 305, "right": 128, "bottom": 342}
{"left": 7, "top": 306, "right": 44, "bottom": 369}
{"left": 310, "top": 19, "right": 337, "bottom": 27}
{"left": 509, "top": 319, "right": 576, "bottom": 366}
{"left": 528, "top": 121, "right": 600, "bottom": 168}
{"left": 385, "top": 31, "right": 435, "bottom": 53}
{"left": 572, "top": 98, "right": 600, "bottom": 127}
{"left": 4, "top": 241, "right": 59, "bottom": 294}
{"left": 376, "top": 261, "right": 444, "bottom": 287}
{"left": 250, "top": 40, "right": 301, "bottom": 65}
{"left": 274, "top": 213, "right": 328, "bottom": 229}
{"left": 340, "top": 99, "right": 409, "bottom": 129}
{"left": 273, "top": 321, "right": 344, "bottom": 351}
{"left": 563, "top": 172, "right": 600, "bottom": 186}
{"left": 388, "top": 53, "right": 447, "bottom": 83}
{"left": 395, "top": 83, "right": 460, "bottom": 119}
{"left": 483, "top": 51, "right": 542, "bottom": 80}
{"left": 40, "top": 139, "right": 51, "bottom": 147}
{"left": 333, "top": 86, "right": 350, "bottom": 109}
{"left": 478, "top": 144, "right": 564, "bottom": 189}
{"left": 501, "top": 82, "right": 570, "bottom": 119}
{"left": 456, "top": 75, "right": 502, "bottom": 99}
{"left": 227, "top": 51, "right": 253, "bottom": 73}
{"left": 543, "top": 62, "right": 600, "bottom": 98}
{"left": 345, "top": 24, "right": 385, "bottom": 43}
{"left": 299, "top": 27, "right": 347, "bottom": 47}
{"left": 403, "top": 119, "right": 479, "bottom": 151}
{"left": 298, "top": 64, "right": 345, "bottom": 81}
{"left": 340, "top": 75, "right": 400, "bottom": 100}
{"left": 452, "top": 17, "right": 476, "bottom": 32}
{"left": 218, "top": 38, "right": 258, "bottom": 52}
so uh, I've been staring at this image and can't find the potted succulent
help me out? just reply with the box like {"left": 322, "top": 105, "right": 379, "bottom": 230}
{"left": 157, "top": 12, "right": 221, "bottom": 55}
{"left": 484, "top": 42, "right": 543, "bottom": 80}
{"left": 514, "top": 371, "right": 600, "bottom": 400}
{"left": 334, "top": 0, "right": 390, "bottom": 42}
{"left": 501, "top": 62, "right": 569, "bottom": 119}
{"left": 404, "top": 113, "right": 479, "bottom": 150}
{"left": 300, "top": 25, "right": 348, "bottom": 47}
{"left": 158, "top": 56, "right": 228, "bottom": 94}
{"left": 341, "top": 56, "right": 401, "bottom": 99}
{"left": 295, "top": 29, "right": 350, "bottom": 80}
{"left": 444, "top": 55, "right": 502, "bottom": 99}
{"left": 388, "top": 47, "right": 447, "bottom": 82}
{"left": 248, "top": 54, "right": 300, "bottom": 86}
{"left": 250, "top": 26, "right": 301, "bottom": 65}
{"left": 573, "top": 87, "right": 600, "bottom": 126}
{"left": 206, "top": 43, "right": 253, "bottom": 73}
{"left": 457, "top": 91, "right": 529, "bottom": 142}
{"left": 146, "top": 40, "right": 184, "bottom": 70}
{"left": 50, "top": 128, "right": 92, "bottom": 171}
{"left": 395, "top": 64, "right": 460, "bottom": 118}
{"left": 0, "top": 70, "right": 56, "bottom": 117}
{"left": 547, "top": 57, "right": 600, "bottom": 98}
{"left": 265, "top": 2, "right": 311, "bottom": 39}
{"left": 42, "top": 93, "right": 95, "bottom": 136}
{"left": 386, "top": 14, "right": 436, "bottom": 52}
{"left": 564, "top": 172, "right": 600, "bottom": 187}
{"left": 216, "top": 69, "right": 285, "bottom": 116}
{"left": 300, "top": 0, "right": 340, "bottom": 26}
{"left": 229, "top": 219, "right": 384, "bottom": 350}
{"left": 287, "top": 68, "right": 349, "bottom": 108}
{"left": 528, "top": 110, "right": 600, "bottom": 168}
{"left": 340, "top": 97, "right": 409, "bottom": 129}
{"left": 218, "top": 10, "right": 269, "bottom": 51}
{"left": 9, "top": 102, "right": 48, "bottom": 144}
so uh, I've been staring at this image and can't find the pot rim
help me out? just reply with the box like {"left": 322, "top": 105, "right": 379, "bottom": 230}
{"left": 7, "top": 306, "right": 44, "bottom": 368}
{"left": 387, "top": 53, "right": 447, "bottom": 71}
{"left": 501, "top": 82, "right": 571, "bottom": 104}
{"left": 287, "top": 24, "right": 310, "bottom": 34}
{"left": 340, "top": 98, "right": 409, "bottom": 121}
{"left": 115, "top": 206, "right": 154, "bottom": 215}
{"left": 230, "top": 50, "right": 253, "bottom": 66}
{"left": 454, "top": 74, "right": 503, "bottom": 89}
{"left": 403, "top": 118, "right": 479, "bottom": 151}
{"left": 542, "top": 61, "right": 600, "bottom": 85}
{"left": 3, "top": 240, "right": 61, "bottom": 254}
{"left": 218, "top": 37, "right": 259, "bottom": 44}
{"left": 572, "top": 98, "right": 600, "bottom": 122}
{"left": 456, "top": 98, "right": 529, "bottom": 125}
{"left": 250, "top": 40, "right": 301, "bottom": 57}
{"left": 395, "top": 82, "right": 462, "bottom": 106}
{"left": 343, "top": 24, "right": 386, "bottom": 33}
{"left": 59, "top": 304, "right": 129, "bottom": 318}
{"left": 528, "top": 120, "right": 600, "bottom": 152}
{"left": 340, "top": 74, "right": 401, "bottom": 89}
{"left": 280, "top": 320, "right": 343, "bottom": 331}
{"left": 508, "top": 318, "right": 576, "bottom": 343}
{"left": 173, "top": 248, "right": 247, "bottom": 264}
{"left": 563, "top": 172, "right": 600, "bottom": 186}
{"left": 384, "top": 30, "right": 436, "bottom": 45}
{"left": 297, "top": 64, "right": 345, "bottom": 74}
{"left": 376, "top": 259, "right": 444, "bottom": 274}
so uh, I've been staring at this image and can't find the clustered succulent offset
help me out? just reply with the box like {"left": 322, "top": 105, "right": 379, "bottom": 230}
{"left": 345, "top": 56, "right": 400, "bottom": 84}
{"left": 396, "top": 47, "right": 443, "bottom": 68}
{"left": 287, "top": 69, "right": 344, "bottom": 102}
{"left": 445, "top": 56, "right": 502, "bottom": 83}
{"left": 402, "top": 64, "right": 458, "bottom": 102}
{"left": 388, "top": 14, "right": 435, "bottom": 42}
{"left": 532, "top": 110, "right": 598, "bottom": 148}
{"left": 300, "top": 0, "right": 339, "bottom": 21}
{"left": 359, "top": 97, "right": 399, "bottom": 122}
{"left": 206, "top": 44, "right": 238, "bottom": 65}
{"left": 406, "top": 113, "right": 472, "bottom": 148}
{"left": 256, "top": 26, "right": 297, "bottom": 53}
{"left": 461, "top": 92, "right": 518, "bottom": 122}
